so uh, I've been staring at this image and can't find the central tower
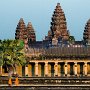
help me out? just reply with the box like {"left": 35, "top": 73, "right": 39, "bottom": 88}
{"left": 46, "top": 3, "right": 69, "bottom": 41}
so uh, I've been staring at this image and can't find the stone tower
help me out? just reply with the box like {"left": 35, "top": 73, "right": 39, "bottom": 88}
{"left": 83, "top": 19, "right": 90, "bottom": 45}
{"left": 27, "top": 22, "right": 36, "bottom": 42}
{"left": 47, "top": 3, "right": 69, "bottom": 41}
{"left": 15, "top": 18, "right": 27, "bottom": 40}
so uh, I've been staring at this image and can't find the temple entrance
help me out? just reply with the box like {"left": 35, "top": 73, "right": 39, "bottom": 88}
{"left": 22, "top": 66, "right": 25, "bottom": 76}
{"left": 38, "top": 63, "right": 45, "bottom": 77}
{"left": 32, "top": 63, "right": 35, "bottom": 77}
{"left": 80, "top": 63, "right": 84, "bottom": 76}
{"left": 41, "top": 63, "right": 44, "bottom": 77}
{"left": 60, "top": 63, "right": 64, "bottom": 76}
{"left": 70, "top": 63, "right": 74, "bottom": 75}
{"left": 51, "top": 63, "right": 54, "bottom": 77}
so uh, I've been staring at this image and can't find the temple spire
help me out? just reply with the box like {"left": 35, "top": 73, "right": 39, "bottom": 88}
{"left": 47, "top": 3, "right": 69, "bottom": 41}
{"left": 83, "top": 19, "right": 90, "bottom": 45}
{"left": 19, "top": 18, "right": 24, "bottom": 23}
{"left": 27, "top": 22, "right": 36, "bottom": 42}
{"left": 15, "top": 18, "right": 27, "bottom": 40}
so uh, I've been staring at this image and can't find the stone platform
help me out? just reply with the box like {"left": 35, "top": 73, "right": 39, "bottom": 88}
{"left": 1, "top": 76, "right": 90, "bottom": 90}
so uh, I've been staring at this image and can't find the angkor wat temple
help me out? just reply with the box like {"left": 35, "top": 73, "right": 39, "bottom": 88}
{"left": 1, "top": 3, "right": 90, "bottom": 89}
{"left": 14, "top": 2, "right": 90, "bottom": 78}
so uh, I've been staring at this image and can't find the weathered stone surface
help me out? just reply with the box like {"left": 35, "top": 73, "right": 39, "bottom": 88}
{"left": 27, "top": 22, "right": 36, "bottom": 42}
{"left": 83, "top": 19, "right": 90, "bottom": 45}
{"left": 15, "top": 18, "right": 26, "bottom": 40}
{"left": 46, "top": 3, "right": 69, "bottom": 41}
{"left": 15, "top": 18, "right": 36, "bottom": 43}
{"left": 1, "top": 77, "right": 90, "bottom": 89}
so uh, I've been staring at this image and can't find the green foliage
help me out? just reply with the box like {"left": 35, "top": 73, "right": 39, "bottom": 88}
{"left": 69, "top": 36, "right": 75, "bottom": 44}
{"left": 0, "top": 56, "right": 3, "bottom": 66}
{"left": 0, "top": 39, "right": 26, "bottom": 71}
{"left": 19, "top": 40, "right": 24, "bottom": 48}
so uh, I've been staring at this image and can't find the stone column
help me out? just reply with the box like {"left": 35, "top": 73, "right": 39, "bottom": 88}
{"left": 25, "top": 65, "right": 28, "bottom": 76}
{"left": 65, "top": 62, "right": 67, "bottom": 76}
{"left": 45, "top": 62, "right": 48, "bottom": 76}
{"left": 84, "top": 62, "right": 87, "bottom": 76}
{"left": 74, "top": 62, "right": 77, "bottom": 76}
{"left": 55, "top": 62, "right": 58, "bottom": 76}
{"left": 35, "top": 62, "right": 38, "bottom": 76}
{"left": 0, "top": 66, "right": 2, "bottom": 76}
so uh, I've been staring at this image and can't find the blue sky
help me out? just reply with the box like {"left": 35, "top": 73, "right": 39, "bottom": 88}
{"left": 0, "top": 0, "right": 90, "bottom": 41}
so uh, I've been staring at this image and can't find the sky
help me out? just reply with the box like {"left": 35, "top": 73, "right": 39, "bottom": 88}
{"left": 0, "top": 0, "right": 90, "bottom": 41}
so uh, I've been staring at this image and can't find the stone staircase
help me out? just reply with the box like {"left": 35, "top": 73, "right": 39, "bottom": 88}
{"left": 1, "top": 76, "right": 90, "bottom": 90}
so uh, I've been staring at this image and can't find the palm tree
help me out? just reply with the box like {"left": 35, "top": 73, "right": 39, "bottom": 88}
{"left": 0, "top": 39, "right": 26, "bottom": 76}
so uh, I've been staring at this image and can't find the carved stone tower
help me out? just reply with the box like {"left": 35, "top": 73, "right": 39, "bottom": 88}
{"left": 47, "top": 3, "right": 69, "bottom": 41}
{"left": 27, "top": 22, "right": 36, "bottom": 43}
{"left": 15, "top": 18, "right": 28, "bottom": 51}
{"left": 83, "top": 19, "right": 90, "bottom": 45}
{"left": 15, "top": 18, "right": 27, "bottom": 40}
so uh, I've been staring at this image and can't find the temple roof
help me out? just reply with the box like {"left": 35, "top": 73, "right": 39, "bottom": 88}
{"left": 42, "top": 46, "right": 90, "bottom": 59}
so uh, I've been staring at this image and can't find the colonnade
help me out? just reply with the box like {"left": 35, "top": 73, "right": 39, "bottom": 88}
{"left": 24, "top": 61, "right": 89, "bottom": 77}
{"left": 0, "top": 61, "right": 89, "bottom": 77}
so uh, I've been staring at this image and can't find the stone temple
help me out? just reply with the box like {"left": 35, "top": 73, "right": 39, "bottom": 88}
{"left": 1, "top": 3, "right": 90, "bottom": 89}
{"left": 14, "top": 3, "right": 90, "bottom": 77}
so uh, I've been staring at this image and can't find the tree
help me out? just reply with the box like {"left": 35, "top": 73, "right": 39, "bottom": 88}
{"left": 0, "top": 39, "right": 26, "bottom": 76}
{"left": 69, "top": 36, "right": 75, "bottom": 44}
